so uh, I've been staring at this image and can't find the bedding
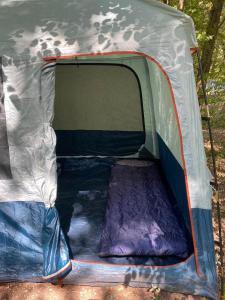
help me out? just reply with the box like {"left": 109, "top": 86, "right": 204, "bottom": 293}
{"left": 116, "top": 159, "right": 154, "bottom": 167}
{"left": 99, "top": 163, "right": 189, "bottom": 258}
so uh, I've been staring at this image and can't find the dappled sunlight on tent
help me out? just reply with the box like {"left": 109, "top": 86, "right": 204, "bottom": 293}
{"left": 0, "top": 1, "right": 217, "bottom": 299}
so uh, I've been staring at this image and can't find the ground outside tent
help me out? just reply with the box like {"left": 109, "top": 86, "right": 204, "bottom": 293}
{"left": 0, "top": 283, "right": 210, "bottom": 300}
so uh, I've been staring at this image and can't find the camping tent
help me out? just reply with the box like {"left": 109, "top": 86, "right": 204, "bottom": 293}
{"left": 0, "top": 0, "right": 217, "bottom": 299}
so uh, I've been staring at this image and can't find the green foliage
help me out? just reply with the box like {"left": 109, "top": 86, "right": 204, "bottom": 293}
{"left": 160, "top": 0, "right": 225, "bottom": 84}
{"left": 190, "top": 0, "right": 225, "bottom": 84}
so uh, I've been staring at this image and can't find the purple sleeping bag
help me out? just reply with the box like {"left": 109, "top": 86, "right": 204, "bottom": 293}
{"left": 99, "top": 163, "right": 189, "bottom": 258}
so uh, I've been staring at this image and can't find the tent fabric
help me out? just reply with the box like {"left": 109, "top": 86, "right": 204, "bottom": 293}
{"left": 55, "top": 131, "right": 145, "bottom": 157}
{"left": 0, "top": 57, "right": 12, "bottom": 179}
{"left": 0, "top": 202, "right": 70, "bottom": 281}
{"left": 0, "top": 0, "right": 217, "bottom": 299}
{"left": 54, "top": 64, "right": 144, "bottom": 132}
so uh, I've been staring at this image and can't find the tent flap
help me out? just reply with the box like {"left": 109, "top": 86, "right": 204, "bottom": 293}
{"left": 0, "top": 202, "right": 70, "bottom": 281}
{"left": 42, "top": 207, "right": 71, "bottom": 279}
{"left": 0, "top": 202, "right": 44, "bottom": 281}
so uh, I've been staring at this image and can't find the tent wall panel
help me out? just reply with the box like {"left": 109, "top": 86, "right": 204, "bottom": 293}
{"left": 147, "top": 59, "right": 194, "bottom": 233}
{"left": 0, "top": 201, "right": 45, "bottom": 281}
{"left": 157, "top": 134, "right": 192, "bottom": 235}
{"left": 0, "top": 201, "right": 70, "bottom": 281}
{"left": 147, "top": 60, "right": 182, "bottom": 166}
{"left": 192, "top": 208, "right": 217, "bottom": 286}
{"left": 153, "top": 50, "right": 215, "bottom": 280}
{"left": 53, "top": 63, "right": 146, "bottom": 157}
{"left": 55, "top": 130, "right": 145, "bottom": 157}
{"left": 54, "top": 64, "right": 144, "bottom": 132}
{"left": 127, "top": 57, "right": 158, "bottom": 156}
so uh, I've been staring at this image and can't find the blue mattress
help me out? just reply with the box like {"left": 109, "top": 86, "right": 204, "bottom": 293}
{"left": 56, "top": 158, "right": 192, "bottom": 266}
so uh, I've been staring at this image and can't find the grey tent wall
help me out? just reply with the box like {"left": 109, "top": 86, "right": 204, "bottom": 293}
{"left": 53, "top": 63, "right": 146, "bottom": 157}
{"left": 146, "top": 60, "right": 193, "bottom": 234}
{"left": 0, "top": 57, "right": 12, "bottom": 179}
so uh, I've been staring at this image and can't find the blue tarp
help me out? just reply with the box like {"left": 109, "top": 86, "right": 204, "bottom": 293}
{"left": 0, "top": 202, "right": 70, "bottom": 281}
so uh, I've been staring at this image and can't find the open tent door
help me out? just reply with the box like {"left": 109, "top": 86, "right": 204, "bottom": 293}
{"left": 46, "top": 55, "right": 194, "bottom": 268}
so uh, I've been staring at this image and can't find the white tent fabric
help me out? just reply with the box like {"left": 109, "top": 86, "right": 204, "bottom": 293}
{"left": 0, "top": 1, "right": 217, "bottom": 298}
{"left": 0, "top": 0, "right": 211, "bottom": 212}
{"left": 0, "top": 0, "right": 207, "bottom": 207}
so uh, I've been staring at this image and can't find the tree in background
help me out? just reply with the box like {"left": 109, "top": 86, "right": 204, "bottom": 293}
{"left": 161, "top": 0, "right": 225, "bottom": 85}
{"left": 163, "top": 0, "right": 185, "bottom": 10}
{"left": 161, "top": 0, "right": 225, "bottom": 132}
{"left": 200, "top": 0, "right": 224, "bottom": 82}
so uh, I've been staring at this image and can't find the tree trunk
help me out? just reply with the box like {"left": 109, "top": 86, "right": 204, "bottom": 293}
{"left": 178, "top": 0, "right": 185, "bottom": 11}
{"left": 200, "top": 0, "right": 224, "bottom": 81}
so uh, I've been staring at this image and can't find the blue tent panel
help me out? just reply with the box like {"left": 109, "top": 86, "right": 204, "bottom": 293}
{"left": 0, "top": 202, "right": 70, "bottom": 281}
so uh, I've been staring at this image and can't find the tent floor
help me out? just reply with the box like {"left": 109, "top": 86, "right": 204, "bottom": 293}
{"left": 56, "top": 157, "right": 191, "bottom": 266}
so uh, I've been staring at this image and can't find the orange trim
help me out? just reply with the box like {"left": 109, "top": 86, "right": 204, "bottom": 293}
{"left": 57, "top": 277, "right": 64, "bottom": 286}
{"left": 190, "top": 47, "right": 199, "bottom": 55}
{"left": 43, "top": 261, "right": 72, "bottom": 280}
{"left": 72, "top": 254, "right": 194, "bottom": 269}
{"left": 43, "top": 50, "right": 199, "bottom": 275}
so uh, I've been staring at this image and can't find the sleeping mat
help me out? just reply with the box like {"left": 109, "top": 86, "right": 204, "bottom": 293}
{"left": 99, "top": 163, "right": 189, "bottom": 258}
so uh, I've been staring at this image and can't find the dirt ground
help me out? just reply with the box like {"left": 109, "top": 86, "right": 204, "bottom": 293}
{"left": 0, "top": 283, "right": 209, "bottom": 300}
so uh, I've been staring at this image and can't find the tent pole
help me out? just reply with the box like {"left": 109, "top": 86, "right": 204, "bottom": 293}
{"left": 196, "top": 49, "right": 224, "bottom": 298}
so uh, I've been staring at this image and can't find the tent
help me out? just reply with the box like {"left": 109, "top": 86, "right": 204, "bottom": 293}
{"left": 0, "top": 0, "right": 217, "bottom": 299}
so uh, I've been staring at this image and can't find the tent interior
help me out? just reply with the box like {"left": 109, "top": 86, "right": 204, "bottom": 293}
{"left": 50, "top": 55, "right": 194, "bottom": 267}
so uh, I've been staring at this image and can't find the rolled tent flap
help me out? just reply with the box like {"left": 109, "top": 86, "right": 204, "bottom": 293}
{"left": 42, "top": 207, "right": 72, "bottom": 280}
{"left": 0, "top": 201, "right": 71, "bottom": 281}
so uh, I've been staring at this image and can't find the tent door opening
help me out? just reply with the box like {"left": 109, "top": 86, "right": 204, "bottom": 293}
{"left": 52, "top": 60, "right": 194, "bottom": 267}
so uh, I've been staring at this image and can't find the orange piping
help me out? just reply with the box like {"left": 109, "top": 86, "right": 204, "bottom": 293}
{"left": 71, "top": 254, "right": 194, "bottom": 269}
{"left": 43, "top": 261, "right": 72, "bottom": 280}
